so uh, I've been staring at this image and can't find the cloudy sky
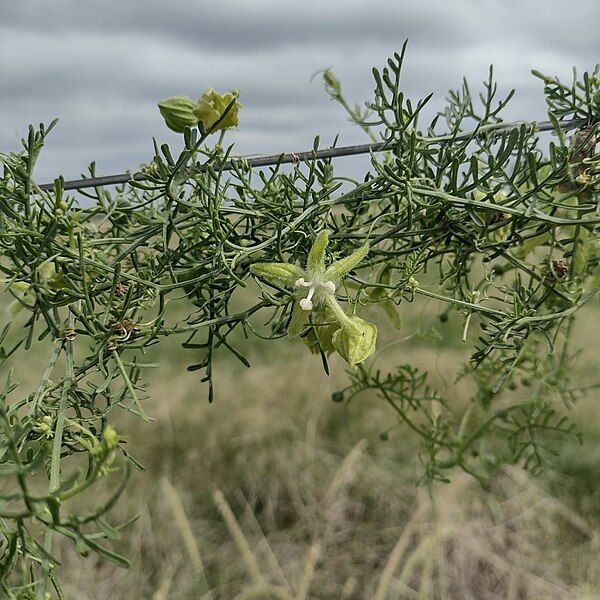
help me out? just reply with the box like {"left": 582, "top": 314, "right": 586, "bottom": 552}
{"left": 1, "top": 1, "right": 598, "bottom": 184}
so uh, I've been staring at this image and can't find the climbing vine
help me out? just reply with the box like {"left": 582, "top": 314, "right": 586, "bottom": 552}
{"left": 0, "top": 44, "right": 599, "bottom": 595}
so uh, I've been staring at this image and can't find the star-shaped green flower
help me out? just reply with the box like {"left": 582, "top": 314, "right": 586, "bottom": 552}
{"left": 250, "top": 231, "right": 377, "bottom": 366}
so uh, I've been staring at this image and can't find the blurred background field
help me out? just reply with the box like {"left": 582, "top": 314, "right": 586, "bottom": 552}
{"left": 4, "top": 290, "right": 600, "bottom": 599}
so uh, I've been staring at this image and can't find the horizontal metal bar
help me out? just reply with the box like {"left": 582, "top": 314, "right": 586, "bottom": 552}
{"left": 37, "top": 117, "right": 585, "bottom": 192}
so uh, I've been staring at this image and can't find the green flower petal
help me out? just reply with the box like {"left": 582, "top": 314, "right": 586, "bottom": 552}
{"left": 301, "top": 306, "right": 340, "bottom": 354}
{"left": 306, "top": 230, "right": 329, "bottom": 276}
{"left": 39, "top": 263, "right": 66, "bottom": 290}
{"left": 250, "top": 262, "right": 305, "bottom": 287}
{"left": 288, "top": 300, "right": 309, "bottom": 337}
{"left": 194, "top": 88, "right": 241, "bottom": 132}
{"left": 380, "top": 299, "right": 402, "bottom": 330}
{"left": 332, "top": 316, "right": 377, "bottom": 367}
{"left": 8, "top": 300, "right": 25, "bottom": 317}
{"left": 6, "top": 281, "right": 31, "bottom": 294}
{"left": 325, "top": 243, "right": 369, "bottom": 281}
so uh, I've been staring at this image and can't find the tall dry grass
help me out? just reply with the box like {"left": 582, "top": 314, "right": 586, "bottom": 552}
{"left": 3, "top": 289, "right": 599, "bottom": 598}
{"left": 38, "top": 319, "right": 600, "bottom": 600}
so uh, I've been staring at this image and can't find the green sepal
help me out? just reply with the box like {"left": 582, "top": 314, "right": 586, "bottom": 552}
{"left": 8, "top": 300, "right": 25, "bottom": 317}
{"left": 301, "top": 307, "right": 340, "bottom": 354}
{"left": 367, "top": 269, "right": 402, "bottom": 330}
{"left": 5, "top": 280, "right": 30, "bottom": 294}
{"left": 368, "top": 265, "right": 392, "bottom": 301}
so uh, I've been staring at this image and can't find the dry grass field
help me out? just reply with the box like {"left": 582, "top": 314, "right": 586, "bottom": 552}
{"left": 4, "top": 294, "right": 600, "bottom": 599}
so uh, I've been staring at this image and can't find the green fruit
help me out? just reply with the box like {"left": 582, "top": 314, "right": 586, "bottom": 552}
{"left": 158, "top": 96, "right": 199, "bottom": 133}
{"left": 332, "top": 316, "right": 377, "bottom": 367}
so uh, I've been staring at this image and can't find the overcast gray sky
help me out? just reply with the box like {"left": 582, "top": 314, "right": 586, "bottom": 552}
{"left": 1, "top": 1, "right": 598, "bottom": 183}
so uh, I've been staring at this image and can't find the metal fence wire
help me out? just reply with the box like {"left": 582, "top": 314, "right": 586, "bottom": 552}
{"left": 37, "top": 117, "right": 586, "bottom": 192}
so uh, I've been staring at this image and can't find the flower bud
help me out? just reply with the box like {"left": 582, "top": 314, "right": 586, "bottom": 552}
{"left": 331, "top": 390, "right": 344, "bottom": 402}
{"left": 332, "top": 316, "right": 377, "bottom": 367}
{"left": 102, "top": 425, "right": 119, "bottom": 450}
{"left": 322, "top": 69, "right": 342, "bottom": 95}
{"left": 158, "top": 96, "right": 199, "bottom": 133}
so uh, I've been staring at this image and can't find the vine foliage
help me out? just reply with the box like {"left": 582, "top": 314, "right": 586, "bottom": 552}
{"left": 0, "top": 45, "right": 599, "bottom": 595}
